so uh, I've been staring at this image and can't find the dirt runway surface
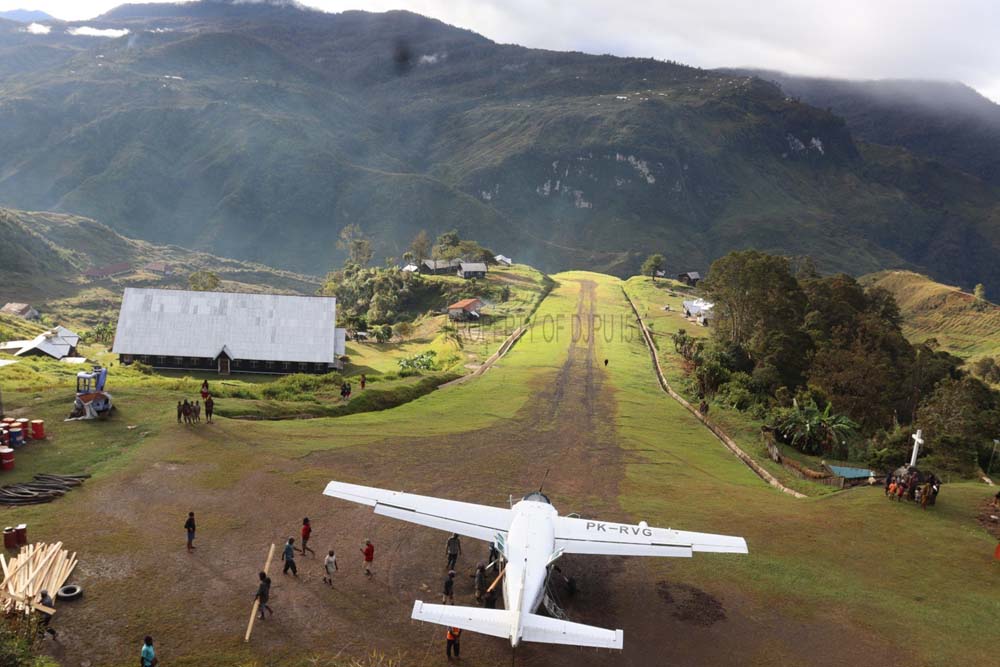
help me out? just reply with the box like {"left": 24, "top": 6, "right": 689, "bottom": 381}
{"left": 45, "top": 279, "right": 905, "bottom": 666}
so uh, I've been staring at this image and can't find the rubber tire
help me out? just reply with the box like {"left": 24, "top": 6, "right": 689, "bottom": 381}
{"left": 56, "top": 584, "right": 82, "bottom": 601}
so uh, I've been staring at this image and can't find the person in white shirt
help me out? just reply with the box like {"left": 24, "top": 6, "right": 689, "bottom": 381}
{"left": 323, "top": 549, "right": 338, "bottom": 586}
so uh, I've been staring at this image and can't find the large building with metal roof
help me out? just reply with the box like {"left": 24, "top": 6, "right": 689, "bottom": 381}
{"left": 112, "top": 288, "right": 346, "bottom": 374}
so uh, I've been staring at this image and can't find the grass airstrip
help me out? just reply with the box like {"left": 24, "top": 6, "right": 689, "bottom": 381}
{"left": 0, "top": 272, "right": 997, "bottom": 666}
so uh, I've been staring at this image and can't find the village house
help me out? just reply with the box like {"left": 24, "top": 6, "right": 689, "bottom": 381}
{"left": 84, "top": 262, "right": 132, "bottom": 279}
{"left": 419, "top": 259, "right": 462, "bottom": 275}
{"left": 142, "top": 261, "right": 173, "bottom": 275}
{"left": 683, "top": 298, "right": 715, "bottom": 326}
{"left": 677, "top": 271, "right": 701, "bottom": 286}
{"left": 457, "top": 262, "right": 488, "bottom": 279}
{"left": 0, "top": 302, "right": 39, "bottom": 320}
{"left": 0, "top": 325, "right": 80, "bottom": 360}
{"left": 111, "top": 288, "right": 347, "bottom": 375}
{"left": 447, "top": 298, "right": 483, "bottom": 321}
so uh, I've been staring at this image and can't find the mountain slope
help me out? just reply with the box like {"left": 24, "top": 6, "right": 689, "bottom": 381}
{"left": 743, "top": 71, "right": 1000, "bottom": 187}
{"left": 860, "top": 270, "right": 1000, "bottom": 361}
{"left": 0, "top": 206, "right": 320, "bottom": 326}
{"left": 0, "top": 1, "right": 998, "bottom": 291}
{"left": 0, "top": 10, "right": 55, "bottom": 23}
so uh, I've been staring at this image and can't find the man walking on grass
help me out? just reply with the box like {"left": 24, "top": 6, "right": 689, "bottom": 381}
{"left": 323, "top": 549, "right": 338, "bottom": 586}
{"left": 205, "top": 395, "right": 214, "bottom": 423}
{"left": 446, "top": 626, "right": 461, "bottom": 659}
{"left": 255, "top": 572, "right": 273, "bottom": 619}
{"left": 361, "top": 539, "right": 375, "bottom": 577}
{"left": 176, "top": 401, "right": 182, "bottom": 424}
{"left": 184, "top": 512, "right": 196, "bottom": 552}
{"left": 282, "top": 537, "right": 298, "bottom": 576}
{"left": 300, "top": 518, "right": 315, "bottom": 556}
{"left": 446, "top": 533, "right": 462, "bottom": 570}
{"left": 140, "top": 636, "right": 158, "bottom": 667}
{"left": 442, "top": 570, "right": 456, "bottom": 604}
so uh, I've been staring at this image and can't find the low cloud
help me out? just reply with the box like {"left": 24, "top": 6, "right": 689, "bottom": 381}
{"left": 67, "top": 26, "right": 130, "bottom": 38}
{"left": 22, "top": 23, "right": 51, "bottom": 35}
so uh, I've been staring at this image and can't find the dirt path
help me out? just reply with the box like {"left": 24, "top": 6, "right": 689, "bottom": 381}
{"left": 44, "top": 278, "right": 906, "bottom": 667}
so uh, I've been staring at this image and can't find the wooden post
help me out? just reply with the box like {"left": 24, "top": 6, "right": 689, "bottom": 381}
{"left": 244, "top": 543, "right": 276, "bottom": 642}
{"left": 486, "top": 566, "right": 505, "bottom": 594}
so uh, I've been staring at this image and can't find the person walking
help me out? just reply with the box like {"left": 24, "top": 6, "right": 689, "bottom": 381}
{"left": 38, "top": 590, "right": 56, "bottom": 638}
{"left": 361, "top": 539, "right": 375, "bottom": 577}
{"left": 474, "top": 563, "right": 486, "bottom": 604}
{"left": 360, "top": 374, "right": 367, "bottom": 390}
{"left": 282, "top": 537, "right": 298, "bottom": 576}
{"left": 921, "top": 480, "right": 934, "bottom": 509}
{"left": 442, "top": 570, "right": 456, "bottom": 604}
{"left": 446, "top": 533, "right": 462, "bottom": 570}
{"left": 194, "top": 400, "right": 201, "bottom": 423}
{"left": 176, "top": 401, "right": 183, "bottom": 424}
{"left": 884, "top": 471, "right": 893, "bottom": 496}
{"left": 446, "top": 626, "right": 462, "bottom": 659}
{"left": 345, "top": 382, "right": 352, "bottom": 400}
{"left": 200, "top": 379, "right": 210, "bottom": 401}
{"left": 205, "top": 395, "right": 214, "bottom": 423}
{"left": 184, "top": 512, "right": 196, "bottom": 552}
{"left": 255, "top": 572, "right": 273, "bottom": 619}
{"left": 140, "top": 636, "right": 158, "bottom": 667}
{"left": 604, "top": 359, "right": 608, "bottom": 367}
{"left": 182, "top": 400, "right": 192, "bottom": 424}
{"left": 300, "top": 518, "right": 315, "bottom": 556}
{"left": 323, "top": 549, "right": 338, "bottom": 586}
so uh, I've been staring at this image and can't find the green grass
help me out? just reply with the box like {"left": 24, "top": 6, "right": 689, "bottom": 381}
{"left": 621, "top": 275, "right": 834, "bottom": 496}
{"left": 861, "top": 269, "right": 1000, "bottom": 361}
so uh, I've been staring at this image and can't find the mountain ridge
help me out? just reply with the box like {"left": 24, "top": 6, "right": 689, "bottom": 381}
{"left": 0, "top": 2, "right": 998, "bottom": 291}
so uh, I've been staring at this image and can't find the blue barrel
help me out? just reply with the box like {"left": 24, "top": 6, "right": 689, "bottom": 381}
{"left": 8, "top": 428, "right": 23, "bottom": 448}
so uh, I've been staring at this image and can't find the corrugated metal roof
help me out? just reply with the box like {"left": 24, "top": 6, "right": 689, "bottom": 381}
{"left": 112, "top": 288, "right": 339, "bottom": 364}
{"left": 448, "top": 298, "right": 482, "bottom": 310}
{"left": 14, "top": 329, "right": 77, "bottom": 359}
{"left": 459, "top": 262, "right": 488, "bottom": 272}
{"left": 827, "top": 465, "right": 875, "bottom": 479}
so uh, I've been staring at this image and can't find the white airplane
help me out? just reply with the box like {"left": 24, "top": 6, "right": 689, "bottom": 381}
{"left": 323, "top": 480, "right": 747, "bottom": 650}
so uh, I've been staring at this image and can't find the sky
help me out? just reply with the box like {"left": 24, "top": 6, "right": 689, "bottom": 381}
{"left": 3, "top": 0, "right": 999, "bottom": 102}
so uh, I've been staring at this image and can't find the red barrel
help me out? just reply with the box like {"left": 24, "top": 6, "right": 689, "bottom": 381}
{"left": 15, "top": 419, "right": 30, "bottom": 439}
{"left": 13, "top": 525, "right": 26, "bottom": 546}
{"left": 30, "top": 420, "right": 45, "bottom": 440}
{"left": 0, "top": 418, "right": 13, "bottom": 428}
{"left": 0, "top": 448, "right": 13, "bottom": 471}
{"left": 2, "top": 528, "right": 15, "bottom": 550}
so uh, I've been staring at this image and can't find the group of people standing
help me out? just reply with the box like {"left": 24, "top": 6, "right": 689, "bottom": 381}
{"left": 440, "top": 533, "right": 502, "bottom": 658}
{"left": 885, "top": 469, "right": 940, "bottom": 509}
{"left": 177, "top": 380, "right": 216, "bottom": 424}
{"left": 252, "top": 518, "right": 377, "bottom": 621}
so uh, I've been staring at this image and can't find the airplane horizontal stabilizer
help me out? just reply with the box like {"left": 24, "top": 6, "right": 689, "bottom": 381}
{"left": 521, "top": 612, "right": 624, "bottom": 649}
{"left": 411, "top": 601, "right": 512, "bottom": 640}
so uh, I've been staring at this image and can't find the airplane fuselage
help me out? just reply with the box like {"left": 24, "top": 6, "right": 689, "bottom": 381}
{"left": 502, "top": 498, "right": 558, "bottom": 646}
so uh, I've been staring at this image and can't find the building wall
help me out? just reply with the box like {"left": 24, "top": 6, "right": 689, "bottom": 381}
{"left": 119, "top": 354, "right": 335, "bottom": 374}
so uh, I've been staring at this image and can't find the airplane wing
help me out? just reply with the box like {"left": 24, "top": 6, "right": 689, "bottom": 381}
{"left": 323, "top": 481, "right": 512, "bottom": 542}
{"left": 553, "top": 515, "right": 747, "bottom": 557}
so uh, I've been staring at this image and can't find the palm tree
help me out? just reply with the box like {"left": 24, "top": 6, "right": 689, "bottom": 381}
{"left": 776, "top": 398, "right": 858, "bottom": 455}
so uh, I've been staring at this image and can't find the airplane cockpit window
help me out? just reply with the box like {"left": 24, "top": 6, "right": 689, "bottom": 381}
{"left": 523, "top": 491, "right": 551, "bottom": 504}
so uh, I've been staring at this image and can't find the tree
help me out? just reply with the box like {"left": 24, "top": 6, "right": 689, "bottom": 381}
{"left": 401, "top": 251, "right": 415, "bottom": 265}
{"left": 373, "top": 324, "right": 393, "bottom": 343}
{"left": 774, "top": 398, "right": 859, "bottom": 456}
{"left": 433, "top": 230, "right": 461, "bottom": 259}
{"left": 188, "top": 270, "right": 220, "bottom": 292}
{"left": 409, "top": 229, "right": 432, "bottom": 261}
{"left": 641, "top": 253, "right": 666, "bottom": 280}
{"left": 337, "top": 224, "right": 373, "bottom": 267}
{"left": 974, "top": 283, "right": 987, "bottom": 311}
{"left": 703, "top": 251, "right": 807, "bottom": 365}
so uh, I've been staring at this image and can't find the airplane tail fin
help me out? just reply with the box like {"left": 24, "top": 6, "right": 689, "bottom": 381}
{"left": 411, "top": 601, "right": 512, "bottom": 640}
{"left": 521, "top": 612, "right": 623, "bottom": 649}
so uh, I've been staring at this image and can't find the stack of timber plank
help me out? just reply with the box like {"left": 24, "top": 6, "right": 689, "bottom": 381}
{"left": 0, "top": 542, "right": 77, "bottom": 614}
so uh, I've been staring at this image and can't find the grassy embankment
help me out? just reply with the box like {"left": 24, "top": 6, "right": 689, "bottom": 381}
{"left": 588, "top": 272, "right": 999, "bottom": 666}
{"left": 861, "top": 269, "right": 1000, "bottom": 362}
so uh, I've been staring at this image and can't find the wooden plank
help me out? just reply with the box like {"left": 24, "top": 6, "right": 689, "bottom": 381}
{"left": 244, "top": 543, "right": 275, "bottom": 643}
